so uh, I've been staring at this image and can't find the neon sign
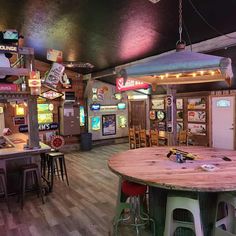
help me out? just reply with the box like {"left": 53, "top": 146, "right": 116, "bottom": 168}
{"left": 116, "top": 77, "right": 149, "bottom": 92}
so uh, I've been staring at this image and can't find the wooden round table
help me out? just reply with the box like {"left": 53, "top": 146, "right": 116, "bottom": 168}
{"left": 108, "top": 146, "right": 236, "bottom": 235}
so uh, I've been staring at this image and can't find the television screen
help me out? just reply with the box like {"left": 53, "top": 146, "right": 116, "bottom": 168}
{"left": 37, "top": 104, "right": 50, "bottom": 113}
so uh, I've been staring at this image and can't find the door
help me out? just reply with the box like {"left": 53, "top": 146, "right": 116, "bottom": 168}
{"left": 128, "top": 100, "right": 146, "bottom": 128}
{"left": 212, "top": 96, "right": 235, "bottom": 149}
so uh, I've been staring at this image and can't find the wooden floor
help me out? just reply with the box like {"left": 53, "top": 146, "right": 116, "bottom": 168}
{"left": 0, "top": 143, "right": 153, "bottom": 236}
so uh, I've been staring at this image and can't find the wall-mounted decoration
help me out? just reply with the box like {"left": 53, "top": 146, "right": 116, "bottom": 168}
{"left": 188, "top": 111, "right": 206, "bottom": 122}
{"left": 13, "top": 117, "right": 25, "bottom": 126}
{"left": 177, "top": 122, "right": 183, "bottom": 132}
{"left": 118, "top": 115, "right": 127, "bottom": 128}
{"left": 177, "top": 110, "right": 183, "bottom": 121}
{"left": 92, "top": 88, "right": 98, "bottom": 101}
{"left": 40, "top": 89, "right": 63, "bottom": 100}
{"left": 151, "top": 99, "right": 164, "bottom": 109}
{"left": 116, "top": 77, "right": 149, "bottom": 92}
{"left": 38, "top": 113, "right": 53, "bottom": 124}
{"left": 117, "top": 103, "right": 126, "bottom": 110}
{"left": 176, "top": 98, "right": 183, "bottom": 109}
{"left": 100, "top": 105, "right": 117, "bottom": 112}
{"left": 90, "top": 104, "right": 100, "bottom": 111}
{"left": 149, "top": 110, "right": 156, "bottom": 120}
{"left": 0, "top": 84, "right": 18, "bottom": 92}
{"left": 47, "top": 48, "right": 63, "bottom": 62}
{"left": 19, "top": 123, "right": 59, "bottom": 133}
{"left": 102, "top": 114, "right": 116, "bottom": 136}
{"left": 80, "top": 106, "right": 85, "bottom": 126}
{"left": 187, "top": 98, "right": 206, "bottom": 109}
{"left": 44, "top": 62, "right": 65, "bottom": 89}
{"left": 157, "top": 110, "right": 165, "bottom": 121}
{"left": 91, "top": 116, "right": 101, "bottom": 130}
{"left": 114, "top": 93, "right": 122, "bottom": 100}
{"left": 15, "top": 104, "right": 25, "bottom": 116}
{"left": 188, "top": 123, "right": 206, "bottom": 136}
{"left": 29, "top": 71, "right": 41, "bottom": 95}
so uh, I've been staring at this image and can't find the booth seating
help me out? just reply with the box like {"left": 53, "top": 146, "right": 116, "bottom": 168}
{"left": 0, "top": 168, "right": 10, "bottom": 212}
{"left": 164, "top": 194, "right": 204, "bottom": 236}
{"left": 113, "top": 179, "right": 155, "bottom": 236}
{"left": 150, "top": 130, "right": 159, "bottom": 146}
{"left": 214, "top": 192, "right": 236, "bottom": 235}
{"left": 20, "top": 163, "right": 44, "bottom": 209}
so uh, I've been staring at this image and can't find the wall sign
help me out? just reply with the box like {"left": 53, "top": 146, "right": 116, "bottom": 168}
{"left": 102, "top": 114, "right": 116, "bottom": 136}
{"left": 50, "top": 135, "right": 65, "bottom": 149}
{"left": 44, "top": 62, "right": 65, "bottom": 88}
{"left": 90, "top": 104, "right": 100, "bottom": 111}
{"left": 166, "top": 95, "right": 173, "bottom": 133}
{"left": 13, "top": 117, "right": 25, "bottom": 126}
{"left": 116, "top": 77, "right": 149, "bottom": 92}
{"left": 0, "top": 44, "right": 18, "bottom": 53}
{"left": 40, "top": 89, "right": 63, "bottom": 100}
{"left": 47, "top": 48, "right": 63, "bottom": 62}
{"left": 19, "top": 122, "right": 59, "bottom": 132}
{"left": 0, "top": 84, "right": 18, "bottom": 92}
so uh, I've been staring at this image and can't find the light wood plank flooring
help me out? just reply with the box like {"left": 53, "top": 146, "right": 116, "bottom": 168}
{"left": 0, "top": 143, "right": 153, "bottom": 236}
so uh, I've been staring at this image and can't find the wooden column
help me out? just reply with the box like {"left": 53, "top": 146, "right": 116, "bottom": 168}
{"left": 27, "top": 96, "right": 40, "bottom": 148}
{"left": 166, "top": 85, "right": 177, "bottom": 146}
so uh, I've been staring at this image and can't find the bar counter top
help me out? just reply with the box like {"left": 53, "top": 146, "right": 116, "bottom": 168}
{"left": 0, "top": 133, "right": 50, "bottom": 159}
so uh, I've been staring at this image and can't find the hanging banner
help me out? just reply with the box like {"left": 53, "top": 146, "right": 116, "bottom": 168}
{"left": 116, "top": 77, "right": 149, "bottom": 92}
{"left": 44, "top": 63, "right": 65, "bottom": 88}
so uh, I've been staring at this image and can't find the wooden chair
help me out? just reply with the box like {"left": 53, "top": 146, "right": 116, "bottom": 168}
{"left": 150, "top": 130, "right": 159, "bottom": 146}
{"left": 178, "top": 130, "right": 188, "bottom": 146}
{"left": 129, "top": 128, "right": 140, "bottom": 149}
{"left": 139, "top": 129, "right": 148, "bottom": 147}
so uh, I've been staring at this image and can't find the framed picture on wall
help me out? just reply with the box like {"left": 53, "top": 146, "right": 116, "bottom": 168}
{"left": 151, "top": 99, "right": 164, "bottom": 109}
{"left": 188, "top": 111, "right": 206, "bottom": 122}
{"left": 187, "top": 98, "right": 206, "bottom": 109}
{"left": 102, "top": 114, "right": 116, "bottom": 136}
{"left": 176, "top": 98, "right": 183, "bottom": 109}
{"left": 188, "top": 123, "right": 206, "bottom": 135}
{"left": 90, "top": 116, "right": 101, "bottom": 130}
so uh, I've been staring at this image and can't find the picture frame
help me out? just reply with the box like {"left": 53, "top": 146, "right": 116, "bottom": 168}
{"left": 188, "top": 111, "right": 206, "bottom": 122}
{"left": 187, "top": 98, "right": 206, "bottom": 109}
{"left": 151, "top": 99, "right": 164, "bottom": 109}
{"left": 176, "top": 98, "right": 183, "bottom": 109}
{"left": 188, "top": 123, "right": 206, "bottom": 135}
{"left": 102, "top": 114, "right": 116, "bottom": 136}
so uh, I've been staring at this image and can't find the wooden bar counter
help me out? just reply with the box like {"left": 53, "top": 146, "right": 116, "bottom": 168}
{"left": 108, "top": 146, "right": 236, "bottom": 235}
{"left": 0, "top": 133, "right": 50, "bottom": 193}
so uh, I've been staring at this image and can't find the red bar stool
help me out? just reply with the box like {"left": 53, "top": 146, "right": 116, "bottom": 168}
{"left": 113, "top": 180, "right": 155, "bottom": 236}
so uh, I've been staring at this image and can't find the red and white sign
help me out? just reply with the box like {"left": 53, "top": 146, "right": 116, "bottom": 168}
{"left": 29, "top": 71, "right": 41, "bottom": 87}
{"left": 0, "top": 83, "right": 18, "bottom": 92}
{"left": 47, "top": 48, "right": 63, "bottom": 63}
{"left": 116, "top": 77, "right": 149, "bottom": 92}
{"left": 40, "top": 89, "right": 63, "bottom": 100}
{"left": 50, "top": 135, "right": 65, "bottom": 150}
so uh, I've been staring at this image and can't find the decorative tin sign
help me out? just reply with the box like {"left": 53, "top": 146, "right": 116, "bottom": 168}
{"left": 44, "top": 63, "right": 65, "bottom": 88}
{"left": 0, "top": 83, "right": 18, "bottom": 92}
{"left": 116, "top": 77, "right": 149, "bottom": 92}
{"left": 47, "top": 48, "right": 63, "bottom": 62}
{"left": 40, "top": 89, "right": 63, "bottom": 100}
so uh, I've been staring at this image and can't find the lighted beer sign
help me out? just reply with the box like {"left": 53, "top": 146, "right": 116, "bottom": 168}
{"left": 116, "top": 77, "right": 149, "bottom": 92}
{"left": 40, "top": 89, "right": 63, "bottom": 100}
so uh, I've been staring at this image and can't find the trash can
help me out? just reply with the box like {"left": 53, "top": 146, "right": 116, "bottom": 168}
{"left": 80, "top": 132, "right": 92, "bottom": 151}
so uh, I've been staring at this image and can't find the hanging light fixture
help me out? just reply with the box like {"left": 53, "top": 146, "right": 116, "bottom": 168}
{"left": 118, "top": 0, "right": 233, "bottom": 87}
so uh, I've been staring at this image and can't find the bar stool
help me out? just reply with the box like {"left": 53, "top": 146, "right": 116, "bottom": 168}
{"left": 113, "top": 180, "right": 155, "bottom": 236}
{"left": 164, "top": 194, "right": 204, "bottom": 236}
{"left": 20, "top": 163, "right": 45, "bottom": 209}
{"left": 47, "top": 152, "right": 69, "bottom": 192}
{"left": 0, "top": 168, "right": 10, "bottom": 212}
{"left": 214, "top": 192, "right": 236, "bottom": 235}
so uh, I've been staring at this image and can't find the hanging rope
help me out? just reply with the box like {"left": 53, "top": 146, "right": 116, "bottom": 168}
{"left": 179, "top": 0, "right": 183, "bottom": 43}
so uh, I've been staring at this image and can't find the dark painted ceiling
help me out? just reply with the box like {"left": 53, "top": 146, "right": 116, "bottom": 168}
{"left": 0, "top": 0, "right": 236, "bottom": 77}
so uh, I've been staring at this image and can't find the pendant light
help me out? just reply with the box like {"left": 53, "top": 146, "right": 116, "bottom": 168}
{"left": 118, "top": 0, "right": 233, "bottom": 88}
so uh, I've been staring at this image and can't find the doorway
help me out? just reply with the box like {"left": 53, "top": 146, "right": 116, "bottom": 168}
{"left": 128, "top": 100, "right": 146, "bottom": 129}
{"left": 211, "top": 96, "right": 235, "bottom": 149}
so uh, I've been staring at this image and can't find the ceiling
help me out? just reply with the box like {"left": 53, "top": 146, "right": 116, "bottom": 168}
{"left": 1, "top": 0, "right": 236, "bottom": 81}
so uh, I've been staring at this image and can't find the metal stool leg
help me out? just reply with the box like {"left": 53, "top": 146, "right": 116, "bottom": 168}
{"left": 35, "top": 168, "right": 45, "bottom": 204}
{"left": 62, "top": 156, "right": 69, "bottom": 186}
{"left": 0, "top": 174, "right": 10, "bottom": 212}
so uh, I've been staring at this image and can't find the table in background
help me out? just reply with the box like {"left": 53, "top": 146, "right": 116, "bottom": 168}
{"left": 108, "top": 146, "right": 236, "bottom": 235}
